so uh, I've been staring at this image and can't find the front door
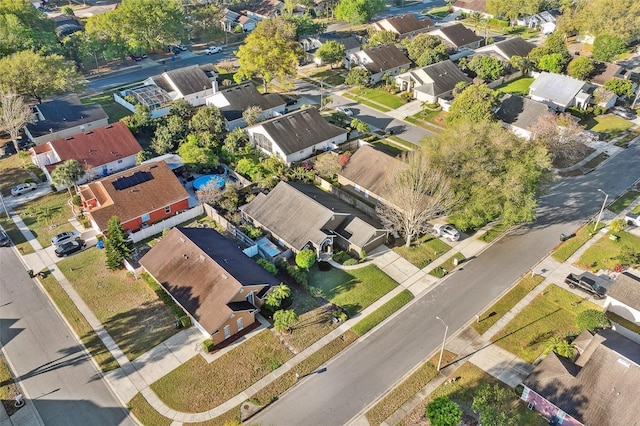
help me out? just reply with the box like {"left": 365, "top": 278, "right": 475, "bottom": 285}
{"left": 102, "top": 165, "right": 108, "bottom": 176}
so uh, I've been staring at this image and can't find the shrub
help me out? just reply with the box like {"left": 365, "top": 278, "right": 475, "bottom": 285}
{"left": 575, "top": 309, "right": 611, "bottom": 332}
{"left": 50, "top": 184, "right": 57, "bottom": 192}
{"left": 609, "top": 218, "right": 626, "bottom": 233}
{"left": 426, "top": 397, "right": 462, "bottom": 426}
{"left": 257, "top": 258, "right": 278, "bottom": 275}
{"left": 202, "top": 339, "right": 215, "bottom": 352}
{"left": 592, "top": 105, "right": 606, "bottom": 116}
{"left": 72, "top": 195, "right": 81, "bottom": 206}
{"left": 309, "top": 286, "right": 325, "bottom": 298}
{"left": 343, "top": 258, "right": 359, "bottom": 266}
{"left": 296, "top": 248, "right": 316, "bottom": 270}
{"left": 180, "top": 316, "right": 191, "bottom": 327}
{"left": 332, "top": 251, "right": 351, "bottom": 264}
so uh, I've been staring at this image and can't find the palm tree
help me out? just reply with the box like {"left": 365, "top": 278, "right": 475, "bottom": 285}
{"left": 265, "top": 292, "right": 281, "bottom": 308}
{"left": 272, "top": 283, "right": 291, "bottom": 301}
{"left": 470, "top": 12, "right": 483, "bottom": 34}
{"left": 273, "top": 309, "right": 298, "bottom": 333}
{"left": 51, "top": 159, "right": 85, "bottom": 198}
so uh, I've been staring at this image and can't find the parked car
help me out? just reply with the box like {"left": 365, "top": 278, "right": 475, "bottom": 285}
{"left": 129, "top": 53, "right": 148, "bottom": 61}
{"left": 0, "top": 229, "right": 10, "bottom": 247}
{"left": 285, "top": 97, "right": 298, "bottom": 107}
{"left": 625, "top": 212, "right": 640, "bottom": 226}
{"left": 55, "top": 239, "right": 86, "bottom": 258}
{"left": 433, "top": 223, "right": 460, "bottom": 242}
{"left": 168, "top": 45, "right": 182, "bottom": 54}
{"left": 564, "top": 272, "right": 607, "bottom": 299}
{"left": 51, "top": 230, "right": 81, "bottom": 247}
{"left": 1, "top": 143, "right": 16, "bottom": 157}
{"left": 611, "top": 106, "right": 636, "bottom": 120}
{"left": 336, "top": 106, "right": 354, "bottom": 116}
{"left": 11, "top": 182, "right": 37, "bottom": 196}
{"left": 204, "top": 46, "right": 222, "bottom": 55}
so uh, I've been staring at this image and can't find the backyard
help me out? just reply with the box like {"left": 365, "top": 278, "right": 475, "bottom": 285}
{"left": 81, "top": 91, "right": 132, "bottom": 123}
{"left": 308, "top": 264, "right": 398, "bottom": 316}
{"left": 577, "top": 230, "right": 640, "bottom": 271}
{"left": 492, "top": 284, "right": 601, "bottom": 363}
{"left": 394, "top": 234, "right": 451, "bottom": 269}
{"left": 57, "top": 247, "right": 179, "bottom": 360}
{"left": 496, "top": 77, "right": 535, "bottom": 95}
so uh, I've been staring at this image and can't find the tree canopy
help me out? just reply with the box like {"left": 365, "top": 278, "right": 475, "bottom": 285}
{"left": 486, "top": 0, "right": 540, "bottom": 24}
{"left": 567, "top": 56, "right": 594, "bottom": 80}
{"left": 592, "top": 34, "right": 627, "bottom": 62}
{"left": 558, "top": 0, "right": 640, "bottom": 43}
{"left": 426, "top": 397, "right": 462, "bottom": 426}
{"left": 234, "top": 17, "right": 301, "bottom": 91}
{"left": 335, "top": 0, "right": 385, "bottom": 25}
{"left": 345, "top": 67, "right": 371, "bottom": 87}
{"left": 104, "top": 216, "right": 132, "bottom": 271}
{"left": 0, "top": 0, "right": 59, "bottom": 58}
{"left": 316, "top": 40, "right": 346, "bottom": 68}
{"left": 295, "top": 248, "right": 317, "bottom": 270}
{"left": 528, "top": 32, "right": 571, "bottom": 73}
{"left": 467, "top": 55, "right": 505, "bottom": 81}
{"left": 604, "top": 78, "right": 634, "bottom": 99}
{"left": 446, "top": 83, "right": 500, "bottom": 125}
{"left": 403, "top": 34, "right": 448, "bottom": 67}
{"left": 51, "top": 159, "right": 85, "bottom": 198}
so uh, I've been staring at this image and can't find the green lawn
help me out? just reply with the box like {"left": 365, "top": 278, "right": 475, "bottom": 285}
{"left": 497, "top": 77, "right": 535, "bottom": 95}
{"left": 394, "top": 234, "right": 451, "bottom": 268}
{"left": 493, "top": 284, "right": 601, "bottom": 363}
{"left": 371, "top": 140, "right": 409, "bottom": 157}
{"left": 58, "top": 247, "right": 179, "bottom": 360}
{"left": 352, "top": 290, "right": 414, "bottom": 337}
{"left": 607, "top": 190, "right": 640, "bottom": 213}
{"left": 0, "top": 354, "right": 21, "bottom": 416}
{"left": 308, "top": 68, "right": 346, "bottom": 86}
{"left": 591, "top": 114, "right": 634, "bottom": 137}
{"left": 405, "top": 108, "right": 447, "bottom": 132}
{"left": 81, "top": 91, "right": 132, "bottom": 123}
{"left": 13, "top": 192, "right": 77, "bottom": 248}
{"left": 472, "top": 274, "right": 544, "bottom": 335}
{"left": 578, "top": 230, "right": 640, "bottom": 271}
{"left": 343, "top": 92, "right": 392, "bottom": 112}
{"left": 0, "top": 216, "right": 34, "bottom": 255}
{"left": 127, "top": 393, "right": 172, "bottom": 426}
{"left": 151, "top": 329, "right": 293, "bottom": 412}
{"left": 0, "top": 151, "right": 33, "bottom": 196}
{"left": 552, "top": 222, "right": 604, "bottom": 262}
{"left": 429, "top": 252, "right": 465, "bottom": 278}
{"left": 349, "top": 88, "right": 406, "bottom": 109}
{"left": 308, "top": 264, "right": 398, "bottom": 316}
{"left": 479, "top": 221, "right": 510, "bottom": 243}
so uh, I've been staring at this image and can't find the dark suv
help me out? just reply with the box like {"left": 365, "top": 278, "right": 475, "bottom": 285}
{"left": 564, "top": 272, "right": 607, "bottom": 299}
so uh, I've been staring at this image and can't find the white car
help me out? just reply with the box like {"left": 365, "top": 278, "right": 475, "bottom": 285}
{"left": 204, "top": 46, "right": 222, "bottom": 55}
{"left": 51, "top": 230, "right": 81, "bottom": 247}
{"left": 11, "top": 182, "right": 37, "bottom": 196}
{"left": 433, "top": 223, "right": 460, "bottom": 242}
{"left": 336, "top": 106, "right": 353, "bottom": 116}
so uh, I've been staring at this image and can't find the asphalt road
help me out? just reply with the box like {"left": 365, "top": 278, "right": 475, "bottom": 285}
{"left": 253, "top": 144, "right": 640, "bottom": 425}
{"left": 0, "top": 247, "right": 136, "bottom": 426}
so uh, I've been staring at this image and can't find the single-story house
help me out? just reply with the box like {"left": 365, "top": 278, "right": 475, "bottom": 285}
{"left": 53, "top": 14, "right": 83, "bottom": 37}
{"left": 140, "top": 227, "right": 278, "bottom": 344}
{"left": 245, "top": 0, "right": 284, "bottom": 21}
{"left": 516, "top": 10, "right": 559, "bottom": 35}
{"left": 246, "top": 108, "right": 347, "bottom": 164}
{"left": 395, "top": 59, "right": 472, "bottom": 103}
{"left": 30, "top": 122, "right": 142, "bottom": 184}
{"left": 241, "top": 181, "right": 389, "bottom": 258}
{"left": 206, "top": 83, "right": 285, "bottom": 130}
{"left": 495, "top": 94, "right": 549, "bottom": 140}
{"left": 220, "top": 8, "right": 258, "bottom": 32}
{"left": 371, "top": 14, "right": 434, "bottom": 40}
{"left": 25, "top": 94, "right": 109, "bottom": 146}
{"left": 428, "top": 23, "right": 483, "bottom": 51}
{"left": 589, "top": 62, "right": 629, "bottom": 87}
{"left": 521, "top": 329, "right": 640, "bottom": 426}
{"left": 451, "top": 0, "right": 490, "bottom": 16}
{"left": 529, "top": 72, "right": 589, "bottom": 112}
{"left": 473, "top": 36, "right": 536, "bottom": 62}
{"left": 301, "top": 32, "right": 361, "bottom": 65}
{"left": 337, "top": 144, "right": 401, "bottom": 206}
{"left": 348, "top": 44, "right": 412, "bottom": 83}
{"left": 604, "top": 271, "right": 640, "bottom": 329}
{"left": 79, "top": 161, "right": 190, "bottom": 234}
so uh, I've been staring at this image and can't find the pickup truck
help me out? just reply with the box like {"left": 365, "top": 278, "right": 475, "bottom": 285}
{"left": 625, "top": 212, "right": 640, "bottom": 227}
{"left": 564, "top": 272, "right": 607, "bottom": 299}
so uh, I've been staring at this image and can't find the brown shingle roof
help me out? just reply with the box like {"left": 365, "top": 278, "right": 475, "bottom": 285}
{"left": 339, "top": 144, "right": 400, "bottom": 198}
{"left": 590, "top": 62, "right": 624, "bottom": 86}
{"left": 46, "top": 122, "right": 141, "bottom": 171}
{"left": 140, "top": 227, "right": 277, "bottom": 334}
{"left": 432, "top": 23, "right": 482, "bottom": 49}
{"left": 373, "top": 14, "right": 433, "bottom": 36}
{"left": 607, "top": 271, "right": 640, "bottom": 310}
{"left": 81, "top": 161, "right": 189, "bottom": 231}
{"left": 360, "top": 45, "right": 411, "bottom": 74}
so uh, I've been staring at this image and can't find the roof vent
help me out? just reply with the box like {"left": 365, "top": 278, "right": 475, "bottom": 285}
{"left": 85, "top": 131, "right": 93, "bottom": 135}
{"left": 65, "top": 137, "right": 73, "bottom": 141}
{"left": 183, "top": 254, "right": 189, "bottom": 260}
{"left": 106, "top": 125, "right": 113, "bottom": 129}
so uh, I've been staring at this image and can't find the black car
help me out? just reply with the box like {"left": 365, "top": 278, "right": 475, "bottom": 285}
{"left": 0, "top": 230, "right": 10, "bottom": 247}
{"left": 564, "top": 272, "right": 607, "bottom": 299}
{"left": 55, "top": 239, "right": 86, "bottom": 257}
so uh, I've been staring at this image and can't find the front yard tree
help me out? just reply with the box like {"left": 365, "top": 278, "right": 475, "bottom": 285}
{"left": 350, "top": 118, "right": 370, "bottom": 135}
{"left": 446, "top": 83, "right": 500, "bottom": 125}
{"left": 0, "top": 0, "right": 59, "bottom": 58}
{"left": 592, "top": 34, "right": 627, "bottom": 62}
{"left": 296, "top": 248, "right": 317, "bottom": 270}
{"left": 345, "top": 67, "right": 371, "bottom": 88}
{"left": 242, "top": 105, "right": 263, "bottom": 126}
{"left": 426, "top": 397, "right": 463, "bottom": 426}
{"left": 51, "top": 159, "right": 85, "bottom": 198}
{"left": 467, "top": 55, "right": 505, "bottom": 81}
{"left": 567, "top": 56, "right": 595, "bottom": 80}
{"left": 0, "top": 89, "right": 32, "bottom": 153}
{"left": 272, "top": 283, "right": 291, "bottom": 300}
{"left": 530, "top": 112, "right": 587, "bottom": 168}
{"left": 376, "top": 149, "right": 456, "bottom": 247}
{"left": 335, "top": 0, "right": 385, "bottom": 25}
{"left": 316, "top": 40, "right": 346, "bottom": 69}
{"left": 604, "top": 78, "right": 634, "bottom": 99}
{"left": 235, "top": 17, "right": 301, "bottom": 92}
{"left": 104, "top": 216, "right": 132, "bottom": 271}
{"left": 404, "top": 34, "right": 449, "bottom": 67}
{"left": 0, "top": 50, "right": 85, "bottom": 103}
{"left": 575, "top": 309, "right": 611, "bottom": 332}
{"left": 472, "top": 383, "right": 521, "bottom": 426}
{"left": 273, "top": 309, "right": 298, "bottom": 333}
{"left": 486, "top": 0, "right": 538, "bottom": 25}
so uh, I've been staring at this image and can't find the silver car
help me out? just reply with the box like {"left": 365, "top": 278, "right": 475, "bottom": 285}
{"left": 433, "top": 223, "right": 460, "bottom": 242}
{"left": 51, "top": 230, "right": 81, "bottom": 247}
{"left": 11, "top": 182, "right": 37, "bottom": 196}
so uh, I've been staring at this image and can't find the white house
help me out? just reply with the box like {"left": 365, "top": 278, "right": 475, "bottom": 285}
{"left": 529, "top": 72, "right": 589, "bottom": 112}
{"left": 246, "top": 108, "right": 347, "bottom": 164}
{"left": 605, "top": 271, "right": 640, "bottom": 342}
{"left": 371, "top": 14, "right": 434, "bottom": 40}
{"left": 395, "top": 59, "right": 471, "bottom": 103}
{"left": 348, "top": 44, "right": 411, "bottom": 83}
{"left": 206, "top": 83, "right": 286, "bottom": 130}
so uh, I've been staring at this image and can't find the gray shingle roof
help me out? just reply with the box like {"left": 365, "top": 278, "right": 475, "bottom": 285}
{"left": 477, "top": 36, "right": 536, "bottom": 60}
{"left": 339, "top": 144, "right": 400, "bottom": 197}
{"left": 529, "top": 72, "right": 586, "bottom": 107}
{"left": 163, "top": 65, "right": 214, "bottom": 96}
{"left": 433, "top": 23, "right": 482, "bottom": 48}
{"left": 408, "top": 59, "right": 472, "bottom": 97}
{"left": 217, "top": 84, "right": 285, "bottom": 122}
{"left": 27, "top": 94, "right": 108, "bottom": 138}
{"left": 252, "top": 108, "right": 347, "bottom": 155}
{"left": 373, "top": 14, "right": 433, "bottom": 36}
{"left": 496, "top": 94, "right": 549, "bottom": 131}
{"left": 360, "top": 45, "right": 411, "bottom": 74}
{"left": 607, "top": 272, "right": 640, "bottom": 310}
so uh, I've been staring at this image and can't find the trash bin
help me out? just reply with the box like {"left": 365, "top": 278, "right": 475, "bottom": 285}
{"left": 560, "top": 233, "right": 568, "bottom": 242}
{"left": 174, "top": 320, "right": 182, "bottom": 329}
{"left": 27, "top": 269, "right": 34, "bottom": 278}
{"left": 97, "top": 240, "right": 104, "bottom": 249}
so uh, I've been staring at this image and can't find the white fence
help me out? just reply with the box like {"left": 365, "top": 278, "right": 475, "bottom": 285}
{"left": 128, "top": 204, "right": 204, "bottom": 243}
{"left": 113, "top": 92, "right": 170, "bottom": 119}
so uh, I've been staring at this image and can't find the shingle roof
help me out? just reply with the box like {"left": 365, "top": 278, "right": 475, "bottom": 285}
{"left": 339, "top": 144, "right": 400, "bottom": 197}
{"left": 360, "top": 45, "right": 411, "bottom": 74}
{"left": 476, "top": 36, "right": 535, "bottom": 60}
{"left": 27, "top": 94, "right": 108, "bottom": 139}
{"left": 81, "top": 161, "right": 189, "bottom": 231}
{"left": 523, "top": 329, "right": 640, "bottom": 426}
{"left": 163, "top": 65, "right": 214, "bottom": 96}
{"left": 529, "top": 72, "right": 586, "bottom": 107}
{"left": 607, "top": 271, "right": 640, "bottom": 310}
{"left": 433, "top": 23, "right": 482, "bottom": 48}
{"left": 373, "top": 14, "right": 433, "bottom": 36}
{"left": 140, "top": 227, "right": 277, "bottom": 334}
{"left": 251, "top": 108, "right": 347, "bottom": 155}
{"left": 249, "top": 0, "right": 283, "bottom": 17}
{"left": 452, "top": 0, "right": 487, "bottom": 13}
{"left": 320, "top": 33, "right": 361, "bottom": 51}
{"left": 405, "top": 59, "right": 471, "bottom": 97}
{"left": 496, "top": 94, "right": 549, "bottom": 131}
{"left": 44, "top": 122, "right": 141, "bottom": 171}
{"left": 215, "top": 84, "right": 285, "bottom": 122}
{"left": 590, "top": 62, "right": 624, "bottom": 86}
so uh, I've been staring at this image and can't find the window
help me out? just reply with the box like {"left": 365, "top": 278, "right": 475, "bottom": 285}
{"left": 141, "top": 213, "right": 150, "bottom": 222}
{"left": 354, "top": 184, "right": 360, "bottom": 193}
{"left": 223, "top": 325, "right": 230, "bottom": 339}
{"left": 164, "top": 206, "right": 171, "bottom": 214}
{"left": 251, "top": 133, "right": 273, "bottom": 152}
{"left": 237, "top": 317, "right": 243, "bottom": 331}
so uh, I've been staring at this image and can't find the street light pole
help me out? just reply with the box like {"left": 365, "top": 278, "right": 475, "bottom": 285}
{"left": 594, "top": 189, "right": 609, "bottom": 232}
{"left": 435, "top": 316, "right": 448, "bottom": 372}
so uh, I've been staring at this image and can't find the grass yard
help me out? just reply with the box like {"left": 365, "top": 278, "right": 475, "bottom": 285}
{"left": 590, "top": 114, "right": 633, "bottom": 138}
{"left": 308, "top": 264, "right": 398, "bottom": 316}
{"left": 285, "top": 306, "right": 334, "bottom": 353}
{"left": 426, "top": 6, "right": 450, "bottom": 16}
{"left": 127, "top": 393, "right": 172, "bottom": 426}
{"left": 0, "top": 151, "right": 33, "bottom": 196}
{"left": 497, "top": 77, "right": 535, "bottom": 95}
{"left": 493, "top": 284, "right": 601, "bottom": 363}
{"left": 13, "top": 192, "right": 77, "bottom": 248}
{"left": 607, "top": 190, "right": 640, "bottom": 213}
{"left": 39, "top": 270, "right": 119, "bottom": 371}
{"left": 57, "top": 247, "right": 178, "bottom": 360}
{"left": 352, "top": 290, "right": 414, "bottom": 337}
{"left": 429, "top": 252, "right": 465, "bottom": 278}
{"left": 0, "top": 216, "right": 34, "bottom": 255}
{"left": 394, "top": 234, "right": 451, "bottom": 269}
{"left": 151, "top": 329, "right": 293, "bottom": 412}
{"left": 0, "top": 354, "right": 22, "bottom": 416}
{"left": 552, "top": 222, "right": 604, "bottom": 262}
{"left": 81, "top": 91, "right": 132, "bottom": 123}
{"left": 577, "top": 230, "right": 640, "bottom": 271}
{"left": 342, "top": 92, "right": 392, "bottom": 112}
{"left": 365, "top": 351, "right": 457, "bottom": 426}
{"left": 349, "top": 88, "right": 406, "bottom": 109}
{"left": 308, "top": 68, "right": 346, "bottom": 86}
{"left": 472, "top": 274, "right": 545, "bottom": 335}
{"left": 398, "top": 362, "right": 547, "bottom": 426}
{"left": 479, "top": 221, "right": 510, "bottom": 243}
{"left": 405, "top": 108, "right": 447, "bottom": 132}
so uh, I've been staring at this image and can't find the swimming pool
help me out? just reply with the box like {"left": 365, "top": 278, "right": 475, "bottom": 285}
{"left": 193, "top": 174, "right": 226, "bottom": 191}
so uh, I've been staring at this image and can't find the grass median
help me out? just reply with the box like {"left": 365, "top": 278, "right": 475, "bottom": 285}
{"left": 552, "top": 222, "right": 604, "bottom": 262}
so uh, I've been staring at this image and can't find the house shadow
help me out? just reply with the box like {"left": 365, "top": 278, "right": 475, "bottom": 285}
{"left": 32, "top": 397, "right": 134, "bottom": 426}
